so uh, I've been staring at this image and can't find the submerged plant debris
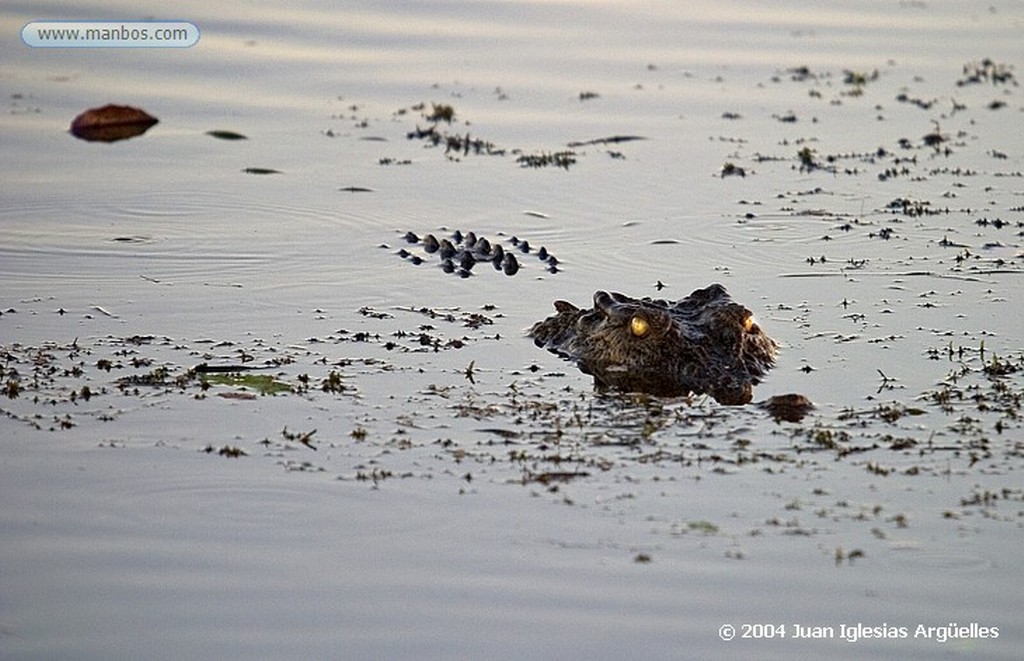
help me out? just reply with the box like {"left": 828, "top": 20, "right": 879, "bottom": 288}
{"left": 206, "top": 129, "right": 248, "bottom": 140}
{"left": 515, "top": 150, "right": 577, "bottom": 170}
{"left": 2, "top": 299, "right": 1022, "bottom": 553}
{"left": 387, "top": 101, "right": 637, "bottom": 169}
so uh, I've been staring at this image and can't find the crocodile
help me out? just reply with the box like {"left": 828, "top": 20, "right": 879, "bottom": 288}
{"left": 529, "top": 284, "right": 778, "bottom": 405}
{"left": 396, "top": 230, "right": 561, "bottom": 278}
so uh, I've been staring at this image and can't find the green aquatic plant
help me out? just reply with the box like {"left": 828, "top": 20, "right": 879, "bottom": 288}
{"left": 321, "top": 370, "right": 349, "bottom": 393}
{"left": 797, "top": 146, "right": 821, "bottom": 172}
{"left": 687, "top": 520, "right": 719, "bottom": 535}
{"left": 516, "top": 150, "right": 576, "bottom": 170}
{"left": 425, "top": 103, "right": 455, "bottom": 123}
{"left": 282, "top": 427, "right": 318, "bottom": 450}
{"left": 720, "top": 162, "right": 747, "bottom": 178}
{"left": 203, "top": 444, "right": 248, "bottom": 457}
{"left": 841, "top": 69, "right": 878, "bottom": 96}
{"left": 202, "top": 372, "right": 291, "bottom": 395}
{"left": 957, "top": 58, "right": 1015, "bottom": 86}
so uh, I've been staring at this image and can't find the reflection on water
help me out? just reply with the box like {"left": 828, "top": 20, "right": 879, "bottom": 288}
{"left": 2, "top": 1, "right": 1023, "bottom": 659}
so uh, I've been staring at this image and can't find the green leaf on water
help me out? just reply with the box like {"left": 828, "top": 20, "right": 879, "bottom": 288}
{"left": 687, "top": 520, "right": 719, "bottom": 535}
{"left": 203, "top": 373, "right": 291, "bottom": 395}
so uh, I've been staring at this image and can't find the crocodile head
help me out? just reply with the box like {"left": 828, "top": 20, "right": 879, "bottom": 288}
{"left": 529, "top": 284, "right": 777, "bottom": 404}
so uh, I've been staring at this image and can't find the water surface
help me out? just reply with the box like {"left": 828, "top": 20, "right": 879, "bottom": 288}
{"left": 2, "top": 1, "right": 1023, "bottom": 659}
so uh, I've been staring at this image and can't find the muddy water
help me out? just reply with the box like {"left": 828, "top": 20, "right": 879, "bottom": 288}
{"left": 2, "top": 1, "right": 1023, "bottom": 659}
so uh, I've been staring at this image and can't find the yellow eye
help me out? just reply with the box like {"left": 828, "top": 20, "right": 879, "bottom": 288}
{"left": 630, "top": 315, "right": 650, "bottom": 337}
{"left": 743, "top": 315, "right": 756, "bottom": 332}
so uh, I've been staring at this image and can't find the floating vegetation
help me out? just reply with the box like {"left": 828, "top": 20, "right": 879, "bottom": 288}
{"left": 281, "top": 426, "right": 318, "bottom": 450}
{"left": 684, "top": 520, "right": 720, "bottom": 535}
{"left": 406, "top": 124, "right": 504, "bottom": 158}
{"left": 720, "top": 162, "right": 747, "bottom": 178}
{"left": 957, "top": 58, "right": 1016, "bottom": 86}
{"left": 206, "top": 130, "right": 248, "bottom": 140}
{"left": 352, "top": 467, "right": 399, "bottom": 486}
{"left": 566, "top": 135, "right": 646, "bottom": 147}
{"left": 3, "top": 311, "right": 1024, "bottom": 563}
{"left": 731, "top": 57, "right": 1022, "bottom": 197}
{"left": 922, "top": 121, "right": 949, "bottom": 150}
{"left": 320, "top": 370, "right": 350, "bottom": 394}
{"left": 116, "top": 365, "right": 191, "bottom": 392}
{"left": 394, "top": 304, "right": 496, "bottom": 331}
{"left": 202, "top": 372, "right": 292, "bottom": 396}
{"left": 834, "top": 547, "right": 865, "bottom": 566}
{"left": 516, "top": 150, "right": 576, "bottom": 170}
{"left": 520, "top": 470, "right": 590, "bottom": 486}
{"left": 395, "top": 101, "right": 634, "bottom": 169}
{"left": 401, "top": 102, "right": 504, "bottom": 159}
{"left": 841, "top": 69, "right": 879, "bottom": 96}
{"left": 784, "top": 65, "right": 819, "bottom": 82}
{"left": 885, "top": 197, "right": 943, "bottom": 217}
{"left": 842, "top": 69, "right": 878, "bottom": 86}
{"left": 424, "top": 102, "right": 455, "bottom": 123}
{"left": 242, "top": 167, "right": 282, "bottom": 175}
{"left": 203, "top": 444, "right": 248, "bottom": 458}
{"left": 796, "top": 147, "right": 833, "bottom": 173}
{"left": 895, "top": 92, "right": 935, "bottom": 110}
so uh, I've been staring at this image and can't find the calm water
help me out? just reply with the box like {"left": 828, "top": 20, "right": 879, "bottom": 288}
{"left": 2, "top": 1, "right": 1023, "bottom": 659}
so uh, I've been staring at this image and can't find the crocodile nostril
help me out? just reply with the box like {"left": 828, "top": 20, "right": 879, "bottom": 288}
{"left": 592, "top": 291, "right": 615, "bottom": 315}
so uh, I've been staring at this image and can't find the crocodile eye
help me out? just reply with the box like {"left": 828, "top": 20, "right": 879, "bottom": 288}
{"left": 743, "top": 315, "right": 758, "bottom": 333}
{"left": 630, "top": 315, "right": 650, "bottom": 338}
